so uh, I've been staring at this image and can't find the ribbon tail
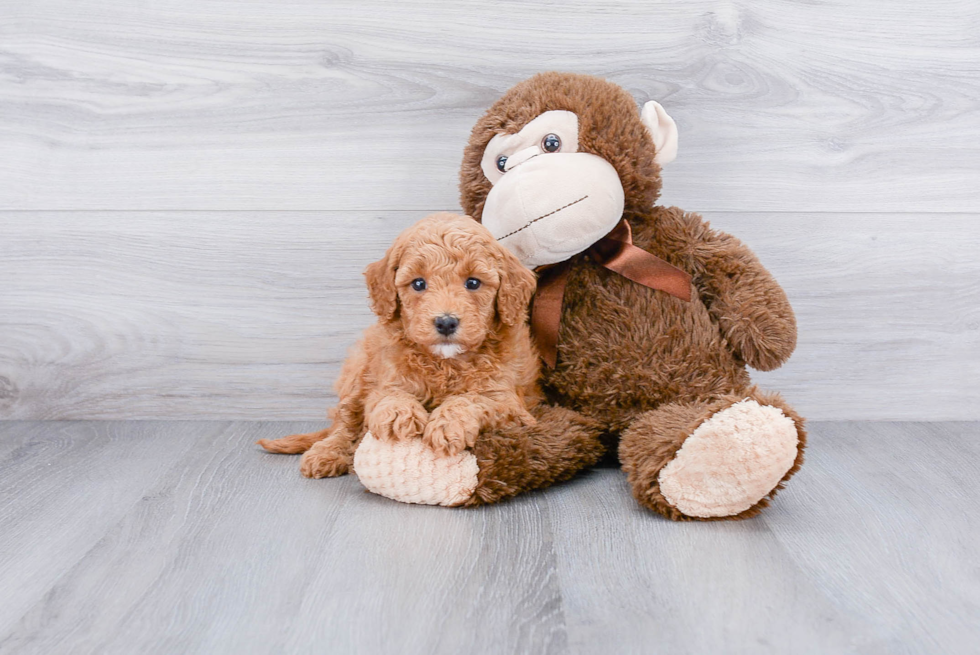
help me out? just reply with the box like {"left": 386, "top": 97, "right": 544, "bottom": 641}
{"left": 596, "top": 237, "right": 692, "bottom": 302}
{"left": 531, "top": 263, "right": 570, "bottom": 368}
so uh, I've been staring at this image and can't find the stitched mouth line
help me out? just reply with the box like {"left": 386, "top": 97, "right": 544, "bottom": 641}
{"left": 495, "top": 195, "right": 589, "bottom": 241}
{"left": 504, "top": 152, "right": 543, "bottom": 170}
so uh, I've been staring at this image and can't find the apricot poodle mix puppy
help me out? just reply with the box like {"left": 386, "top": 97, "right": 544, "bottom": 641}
{"left": 258, "top": 212, "right": 540, "bottom": 478}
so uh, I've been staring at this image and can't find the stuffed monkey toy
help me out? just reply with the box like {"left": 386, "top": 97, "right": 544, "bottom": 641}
{"left": 452, "top": 72, "right": 806, "bottom": 520}
{"left": 292, "top": 72, "right": 805, "bottom": 520}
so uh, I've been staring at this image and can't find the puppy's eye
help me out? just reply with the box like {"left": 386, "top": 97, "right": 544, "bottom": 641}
{"left": 411, "top": 278, "right": 427, "bottom": 291}
{"left": 464, "top": 278, "right": 481, "bottom": 291}
{"left": 541, "top": 133, "right": 561, "bottom": 153}
{"left": 496, "top": 155, "right": 508, "bottom": 172}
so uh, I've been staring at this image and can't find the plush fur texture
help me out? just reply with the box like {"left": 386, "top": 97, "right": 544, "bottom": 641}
{"left": 258, "top": 213, "right": 538, "bottom": 472}
{"left": 258, "top": 213, "right": 604, "bottom": 500}
{"left": 655, "top": 398, "right": 799, "bottom": 518}
{"left": 353, "top": 432, "right": 480, "bottom": 506}
{"left": 465, "top": 403, "right": 604, "bottom": 506}
{"left": 456, "top": 72, "right": 807, "bottom": 520}
{"left": 619, "top": 388, "right": 806, "bottom": 520}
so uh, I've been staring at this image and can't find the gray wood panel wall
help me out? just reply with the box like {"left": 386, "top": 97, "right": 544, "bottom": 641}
{"left": 2, "top": 1, "right": 978, "bottom": 420}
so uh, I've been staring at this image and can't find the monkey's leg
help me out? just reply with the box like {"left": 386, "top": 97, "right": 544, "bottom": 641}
{"left": 352, "top": 404, "right": 604, "bottom": 507}
{"left": 462, "top": 404, "right": 605, "bottom": 507}
{"left": 619, "top": 387, "right": 806, "bottom": 521}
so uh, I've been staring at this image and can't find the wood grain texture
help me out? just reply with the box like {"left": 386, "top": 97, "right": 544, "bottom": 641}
{"left": 763, "top": 422, "right": 980, "bottom": 654}
{"left": 0, "top": 421, "right": 211, "bottom": 640}
{"left": 1, "top": 0, "right": 979, "bottom": 212}
{"left": 716, "top": 212, "right": 980, "bottom": 421}
{"left": 2, "top": 211, "right": 977, "bottom": 420}
{"left": 0, "top": 421, "right": 977, "bottom": 654}
{"left": 0, "top": 211, "right": 415, "bottom": 420}
{"left": 547, "top": 470, "right": 863, "bottom": 654}
{"left": 279, "top": 478, "right": 566, "bottom": 654}
{"left": 546, "top": 421, "right": 980, "bottom": 654}
{"left": 1, "top": 422, "right": 354, "bottom": 655}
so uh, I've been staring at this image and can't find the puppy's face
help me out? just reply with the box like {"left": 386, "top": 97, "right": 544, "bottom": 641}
{"left": 394, "top": 245, "right": 499, "bottom": 357}
{"left": 365, "top": 213, "right": 536, "bottom": 358}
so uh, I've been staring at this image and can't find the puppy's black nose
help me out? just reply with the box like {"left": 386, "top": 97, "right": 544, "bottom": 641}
{"left": 434, "top": 314, "right": 459, "bottom": 336}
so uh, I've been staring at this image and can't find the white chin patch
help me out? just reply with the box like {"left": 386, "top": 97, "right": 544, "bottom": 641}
{"left": 430, "top": 343, "right": 464, "bottom": 359}
{"left": 482, "top": 152, "right": 625, "bottom": 268}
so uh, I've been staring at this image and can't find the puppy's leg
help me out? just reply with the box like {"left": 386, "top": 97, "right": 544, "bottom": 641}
{"left": 423, "top": 396, "right": 483, "bottom": 456}
{"left": 365, "top": 390, "right": 428, "bottom": 443}
{"left": 257, "top": 401, "right": 360, "bottom": 454}
{"left": 300, "top": 426, "right": 361, "bottom": 478}
{"left": 260, "top": 339, "right": 368, "bottom": 456}
{"left": 423, "top": 392, "right": 535, "bottom": 457}
{"left": 259, "top": 399, "right": 365, "bottom": 479}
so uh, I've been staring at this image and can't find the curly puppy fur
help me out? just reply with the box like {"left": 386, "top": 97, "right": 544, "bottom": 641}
{"left": 259, "top": 213, "right": 586, "bottom": 486}
{"left": 457, "top": 72, "right": 806, "bottom": 519}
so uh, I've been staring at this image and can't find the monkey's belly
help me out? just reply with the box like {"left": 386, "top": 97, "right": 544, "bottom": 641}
{"left": 543, "top": 272, "right": 749, "bottom": 427}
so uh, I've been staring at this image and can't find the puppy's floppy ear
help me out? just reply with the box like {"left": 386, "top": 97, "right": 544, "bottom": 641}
{"left": 364, "top": 241, "right": 402, "bottom": 323}
{"left": 495, "top": 248, "right": 537, "bottom": 327}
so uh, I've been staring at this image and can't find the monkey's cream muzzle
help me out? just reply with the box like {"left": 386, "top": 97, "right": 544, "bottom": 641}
{"left": 478, "top": 103, "right": 676, "bottom": 269}
{"left": 482, "top": 153, "right": 625, "bottom": 268}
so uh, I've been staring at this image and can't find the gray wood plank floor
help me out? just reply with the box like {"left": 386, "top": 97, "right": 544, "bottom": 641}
{"left": 1, "top": 421, "right": 977, "bottom": 654}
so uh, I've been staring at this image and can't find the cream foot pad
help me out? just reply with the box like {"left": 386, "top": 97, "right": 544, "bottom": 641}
{"left": 657, "top": 400, "right": 798, "bottom": 518}
{"left": 352, "top": 432, "right": 480, "bottom": 507}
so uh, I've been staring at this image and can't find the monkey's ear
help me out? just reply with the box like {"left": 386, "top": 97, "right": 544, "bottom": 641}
{"left": 640, "top": 100, "right": 678, "bottom": 166}
{"left": 364, "top": 244, "right": 401, "bottom": 323}
{"left": 496, "top": 250, "right": 537, "bottom": 327}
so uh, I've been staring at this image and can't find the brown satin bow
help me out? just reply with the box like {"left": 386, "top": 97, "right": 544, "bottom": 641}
{"left": 530, "top": 219, "right": 693, "bottom": 367}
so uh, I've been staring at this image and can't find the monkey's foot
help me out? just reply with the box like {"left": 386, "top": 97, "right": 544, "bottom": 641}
{"left": 656, "top": 399, "right": 799, "bottom": 518}
{"left": 352, "top": 432, "right": 479, "bottom": 507}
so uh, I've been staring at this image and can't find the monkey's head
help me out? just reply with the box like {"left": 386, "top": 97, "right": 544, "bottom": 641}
{"left": 459, "top": 72, "right": 677, "bottom": 268}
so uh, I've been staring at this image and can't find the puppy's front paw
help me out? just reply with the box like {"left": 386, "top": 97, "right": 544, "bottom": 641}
{"left": 300, "top": 440, "right": 351, "bottom": 478}
{"left": 424, "top": 402, "right": 481, "bottom": 456}
{"left": 514, "top": 407, "right": 537, "bottom": 428}
{"left": 368, "top": 398, "right": 428, "bottom": 443}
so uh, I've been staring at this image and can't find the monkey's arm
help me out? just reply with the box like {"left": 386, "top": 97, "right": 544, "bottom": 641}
{"left": 688, "top": 221, "right": 797, "bottom": 371}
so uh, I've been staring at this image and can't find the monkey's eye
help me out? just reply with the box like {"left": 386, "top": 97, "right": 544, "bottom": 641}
{"left": 411, "top": 278, "right": 427, "bottom": 291}
{"left": 541, "top": 133, "right": 561, "bottom": 153}
{"left": 464, "top": 277, "right": 482, "bottom": 291}
{"left": 496, "top": 155, "right": 508, "bottom": 172}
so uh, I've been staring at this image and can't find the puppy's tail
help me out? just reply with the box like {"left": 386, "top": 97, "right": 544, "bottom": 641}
{"left": 257, "top": 428, "right": 330, "bottom": 454}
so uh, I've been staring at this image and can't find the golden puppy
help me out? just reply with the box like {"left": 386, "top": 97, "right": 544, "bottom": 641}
{"left": 258, "top": 212, "right": 540, "bottom": 478}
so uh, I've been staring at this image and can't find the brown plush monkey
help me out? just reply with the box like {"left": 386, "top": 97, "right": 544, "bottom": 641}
{"left": 454, "top": 72, "right": 806, "bottom": 520}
